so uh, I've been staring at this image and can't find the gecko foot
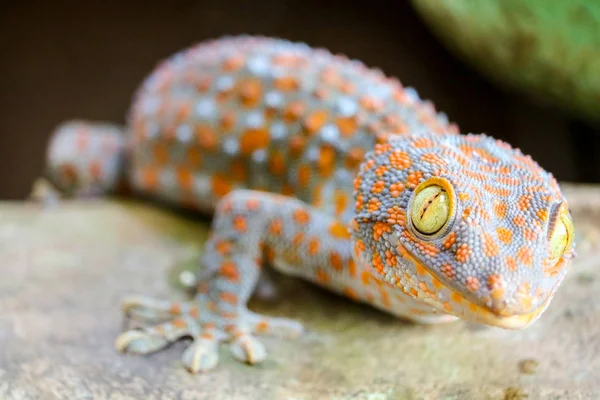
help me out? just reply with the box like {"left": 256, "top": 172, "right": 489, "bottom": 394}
{"left": 115, "top": 295, "right": 304, "bottom": 373}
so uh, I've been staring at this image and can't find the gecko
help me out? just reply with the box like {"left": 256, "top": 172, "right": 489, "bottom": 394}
{"left": 44, "top": 35, "right": 576, "bottom": 373}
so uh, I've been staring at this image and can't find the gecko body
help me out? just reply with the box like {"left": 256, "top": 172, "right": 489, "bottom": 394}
{"left": 45, "top": 36, "right": 575, "bottom": 373}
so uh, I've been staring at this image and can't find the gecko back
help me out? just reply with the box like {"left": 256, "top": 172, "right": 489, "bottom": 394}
{"left": 46, "top": 36, "right": 457, "bottom": 220}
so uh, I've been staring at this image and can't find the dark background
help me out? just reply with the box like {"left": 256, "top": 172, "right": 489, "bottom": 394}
{"left": 1, "top": 0, "right": 599, "bottom": 199}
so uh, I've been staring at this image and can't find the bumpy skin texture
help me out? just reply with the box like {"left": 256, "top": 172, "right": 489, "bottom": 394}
{"left": 45, "top": 36, "right": 575, "bottom": 373}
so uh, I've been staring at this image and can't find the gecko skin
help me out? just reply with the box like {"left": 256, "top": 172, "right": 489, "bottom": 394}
{"left": 45, "top": 36, "right": 575, "bottom": 373}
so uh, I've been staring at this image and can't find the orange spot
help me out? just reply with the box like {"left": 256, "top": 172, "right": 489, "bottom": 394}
{"left": 293, "top": 209, "right": 310, "bottom": 225}
{"left": 413, "top": 137, "right": 434, "bottom": 148}
{"left": 361, "top": 270, "right": 372, "bottom": 286}
{"left": 421, "top": 153, "right": 446, "bottom": 166}
{"left": 482, "top": 233, "right": 499, "bottom": 257}
{"left": 443, "top": 232, "right": 456, "bottom": 249}
{"left": 186, "top": 146, "right": 202, "bottom": 167}
{"left": 493, "top": 201, "right": 507, "bottom": 219}
{"left": 233, "top": 216, "right": 247, "bottom": 233}
{"left": 307, "top": 238, "right": 320, "bottom": 255}
{"left": 354, "top": 240, "right": 366, "bottom": 258}
{"left": 368, "top": 198, "right": 381, "bottom": 213}
{"left": 292, "top": 232, "right": 304, "bottom": 247}
{"left": 268, "top": 151, "right": 286, "bottom": 176}
{"left": 274, "top": 76, "right": 299, "bottom": 91}
{"left": 269, "top": 219, "right": 283, "bottom": 236}
{"left": 517, "top": 194, "right": 533, "bottom": 211}
{"left": 219, "top": 112, "right": 236, "bottom": 132}
{"left": 219, "top": 261, "right": 239, "bottom": 282}
{"left": 517, "top": 246, "right": 533, "bottom": 267}
{"left": 334, "top": 190, "right": 348, "bottom": 217}
{"left": 346, "top": 148, "right": 365, "bottom": 169}
{"left": 406, "top": 171, "right": 423, "bottom": 189}
{"left": 211, "top": 174, "right": 232, "bottom": 197}
{"left": 221, "top": 54, "right": 244, "bottom": 71}
{"left": 348, "top": 258, "right": 357, "bottom": 277}
{"left": 172, "top": 318, "right": 187, "bottom": 329}
{"left": 336, "top": 116, "right": 357, "bottom": 137}
{"left": 255, "top": 321, "right": 269, "bottom": 333}
{"left": 329, "top": 221, "right": 351, "bottom": 239}
{"left": 283, "top": 101, "right": 305, "bottom": 122}
{"left": 289, "top": 135, "right": 306, "bottom": 157}
{"left": 304, "top": 110, "right": 328, "bottom": 134}
{"left": 386, "top": 205, "right": 406, "bottom": 226}
{"left": 195, "top": 125, "right": 219, "bottom": 151}
{"left": 220, "top": 292, "right": 238, "bottom": 304}
{"left": 513, "top": 215, "right": 526, "bottom": 227}
{"left": 330, "top": 251, "right": 343, "bottom": 271}
{"left": 456, "top": 243, "right": 471, "bottom": 263}
{"left": 441, "top": 264, "right": 454, "bottom": 279}
{"left": 359, "top": 96, "right": 384, "bottom": 112}
{"left": 537, "top": 209, "right": 549, "bottom": 222}
{"left": 505, "top": 256, "right": 517, "bottom": 271}
{"left": 152, "top": 143, "right": 169, "bottom": 165}
{"left": 240, "top": 128, "right": 269, "bottom": 155}
{"left": 239, "top": 79, "right": 262, "bottom": 107}
{"left": 176, "top": 167, "right": 193, "bottom": 191}
{"left": 371, "top": 180, "right": 385, "bottom": 193}
{"left": 89, "top": 161, "right": 102, "bottom": 180}
{"left": 450, "top": 292, "right": 463, "bottom": 304}
{"left": 215, "top": 240, "right": 232, "bottom": 255}
{"left": 372, "top": 252, "right": 385, "bottom": 275}
{"left": 375, "top": 165, "right": 388, "bottom": 177}
{"left": 389, "top": 150, "right": 412, "bottom": 170}
{"left": 373, "top": 222, "right": 391, "bottom": 241}
{"left": 230, "top": 158, "right": 248, "bottom": 182}
{"left": 297, "top": 164, "right": 311, "bottom": 187}
{"left": 465, "top": 276, "right": 480, "bottom": 291}
{"left": 169, "top": 303, "right": 181, "bottom": 314}
{"left": 315, "top": 268, "right": 330, "bottom": 284}
{"left": 343, "top": 287, "right": 359, "bottom": 301}
{"left": 317, "top": 145, "right": 336, "bottom": 177}
{"left": 389, "top": 183, "right": 405, "bottom": 198}
{"left": 496, "top": 227, "right": 513, "bottom": 244}
{"left": 141, "top": 166, "right": 159, "bottom": 190}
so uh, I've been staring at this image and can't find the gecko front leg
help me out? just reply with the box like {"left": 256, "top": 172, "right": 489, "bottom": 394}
{"left": 116, "top": 190, "right": 320, "bottom": 372}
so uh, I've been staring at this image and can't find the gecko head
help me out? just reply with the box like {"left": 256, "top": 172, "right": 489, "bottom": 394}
{"left": 351, "top": 132, "right": 575, "bottom": 329}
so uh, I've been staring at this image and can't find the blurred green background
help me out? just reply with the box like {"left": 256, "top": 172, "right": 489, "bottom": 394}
{"left": 0, "top": 0, "right": 598, "bottom": 199}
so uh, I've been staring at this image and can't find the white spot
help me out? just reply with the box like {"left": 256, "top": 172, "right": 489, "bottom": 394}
{"left": 195, "top": 99, "right": 216, "bottom": 119}
{"left": 223, "top": 138, "right": 239, "bottom": 155}
{"left": 140, "top": 96, "right": 159, "bottom": 116}
{"left": 176, "top": 124, "right": 193, "bottom": 143}
{"left": 247, "top": 56, "right": 271, "bottom": 76}
{"left": 320, "top": 124, "right": 339, "bottom": 143}
{"left": 306, "top": 146, "right": 319, "bottom": 162}
{"left": 179, "top": 270, "right": 197, "bottom": 288}
{"left": 252, "top": 149, "right": 267, "bottom": 163}
{"left": 404, "top": 87, "right": 420, "bottom": 103}
{"left": 215, "top": 76, "right": 234, "bottom": 92}
{"left": 160, "top": 169, "right": 176, "bottom": 187}
{"left": 270, "top": 122, "right": 287, "bottom": 140}
{"left": 336, "top": 97, "right": 358, "bottom": 117}
{"left": 145, "top": 122, "right": 160, "bottom": 139}
{"left": 246, "top": 111, "right": 264, "bottom": 128}
{"left": 193, "top": 175, "right": 211, "bottom": 195}
{"left": 265, "top": 91, "right": 284, "bottom": 108}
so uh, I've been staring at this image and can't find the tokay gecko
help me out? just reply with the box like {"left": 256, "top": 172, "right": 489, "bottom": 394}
{"left": 44, "top": 36, "right": 575, "bottom": 373}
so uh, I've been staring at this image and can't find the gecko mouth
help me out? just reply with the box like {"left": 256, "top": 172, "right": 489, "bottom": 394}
{"left": 396, "top": 240, "right": 548, "bottom": 330}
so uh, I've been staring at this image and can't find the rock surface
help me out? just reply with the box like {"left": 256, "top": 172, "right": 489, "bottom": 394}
{"left": 1, "top": 184, "right": 600, "bottom": 399}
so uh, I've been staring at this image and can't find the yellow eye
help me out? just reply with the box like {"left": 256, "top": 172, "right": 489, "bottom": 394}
{"left": 410, "top": 178, "right": 455, "bottom": 237}
{"left": 548, "top": 211, "right": 574, "bottom": 260}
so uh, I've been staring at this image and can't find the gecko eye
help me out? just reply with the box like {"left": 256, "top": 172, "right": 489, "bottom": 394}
{"left": 409, "top": 178, "right": 456, "bottom": 238}
{"left": 548, "top": 210, "right": 574, "bottom": 260}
